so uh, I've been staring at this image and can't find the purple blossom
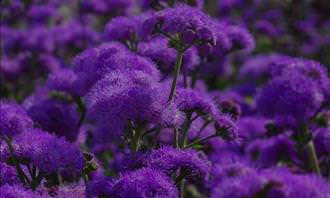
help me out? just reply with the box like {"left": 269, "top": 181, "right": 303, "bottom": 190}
{"left": 110, "top": 168, "right": 178, "bottom": 198}
{"left": 0, "top": 184, "right": 48, "bottom": 198}
{"left": 0, "top": 162, "right": 19, "bottom": 185}
{"left": 245, "top": 135, "right": 298, "bottom": 167}
{"left": 138, "top": 37, "right": 200, "bottom": 72}
{"left": 23, "top": 87, "right": 80, "bottom": 142}
{"left": 140, "top": 5, "right": 217, "bottom": 50}
{"left": 47, "top": 68, "right": 78, "bottom": 96}
{"left": 85, "top": 70, "right": 180, "bottom": 141}
{"left": 86, "top": 175, "right": 113, "bottom": 197}
{"left": 2, "top": 129, "right": 85, "bottom": 175}
{"left": 257, "top": 71, "right": 325, "bottom": 129}
{"left": 0, "top": 101, "right": 33, "bottom": 137}
{"left": 142, "top": 146, "right": 211, "bottom": 181}
{"left": 104, "top": 16, "right": 140, "bottom": 42}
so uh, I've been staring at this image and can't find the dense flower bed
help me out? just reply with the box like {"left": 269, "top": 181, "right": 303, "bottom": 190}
{"left": 1, "top": 0, "right": 330, "bottom": 197}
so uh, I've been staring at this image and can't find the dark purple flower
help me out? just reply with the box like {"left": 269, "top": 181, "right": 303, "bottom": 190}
{"left": 47, "top": 68, "right": 78, "bottom": 96}
{"left": 24, "top": 87, "right": 80, "bottom": 142}
{"left": 142, "top": 146, "right": 211, "bottom": 181}
{"left": 104, "top": 16, "right": 140, "bottom": 42}
{"left": 111, "top": 168, "right": 178, "bottom": 198}
{"left": 257, "top": 71, "right": 324, "bottom": 129}
{"left": 0, "top": 184, "right": 48, "bottom": 198}
{"left": 86, "top": 175, "right": 113, "bottom": 197}
{"left": 138, "top": 37, "right": 200, "bottom": 72}
{"left": 0, "top": 162, "right": 19, "bottom": 185}
{"left": 140, "top": 5, "right": 217, "bottom": 50}
{"left": 140, "top": 0, "right": 204, "bottom": 11}
{"left": 245, "top": 135, "right": 298, "bottom": 167}
{"left": 80, "top": 0, "right": 134, "bottom": 16}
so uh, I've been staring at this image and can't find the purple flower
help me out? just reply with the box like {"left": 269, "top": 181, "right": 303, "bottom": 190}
{"left": 210, "top": 171, "right": 266, "bottom": 198}
{"left": 138, "top": 37, "right": 200, "bottom": 72}
{"left": 257, "top": 71, "right": 324, "bottom": 129}
{"left": 140, "top": 5, "right": 217, "bottom": 50}
{"left": 111, "top": 168, "right": 178, "bottom": 198}
{"left": 2, "top": 129, "right": 85, "bottom": 176}
{"left": 54, "top": 183, "right": 85, "bottom": 198}
{"left": 47, "top": 68, "right": 78, "bottom": 96}
{"left": 175, "top": 88, "right": 218, "bottom": 115}
{"left": 224, "top": 25, "right": 255, "bottom": 53}
{"left": 0, "top": 101, "right": 33, "bottom": 137}
{"left": 0, "top": 184, "right": 48, "bottom": 198}
{"left": 23, "top": 87, "right": 80, "bottom": 142}
{"left": 237, "top": 116, "right": 268, "bottom": 142}
{"left": 80, "top": 0, "right": 134, "bottom": 16}
{"left": 0, "top": 162, "right": 19, "bottom": 185}
{"left": 238, "top": 53, "right": 289, "bottom": 82}
{"left": 245, "top": 135, "right": 298, "bottom": 167}
{"left": 140, "top": 0, "right": 204, "bottom": 11}
{"left": 27, "top": 5, "right": 56, "bottom": 24}
{"left": 73, "top": 42, "right": 160, "bottom": 96}
{"left": 104, "top": 16, "right": 140, "bottom": 42}
{"left": 142, "top": 146, "right": 211, "bottom": 181}
{"left": 86, "top": 175, "right": 113, "bottom": 197}
{"left": 85, "top": 70, "right": 180, "bottom": 141}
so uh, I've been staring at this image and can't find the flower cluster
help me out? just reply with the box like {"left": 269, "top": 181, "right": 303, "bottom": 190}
{"left": 1, "top": 0, "right": 330, "bottom": 197}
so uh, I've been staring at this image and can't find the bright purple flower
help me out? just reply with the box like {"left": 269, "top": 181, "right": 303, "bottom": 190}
{"left": 111, "top": 168, "right": 178, "bottom": 198}
{"left": 142, "top": 146, "right": 211, "bottom": 181}
{"left": 2, "top": 129, "right": 85, "bottom": 176}
{"left": 0, "top": 101, "right": 33, "bottom": 137}
{"left": 73, "top": 42, "right": 160, "bottom": 96}
{"left": 175, "top": 88, "right": 218, "bottom": 116}
{"left": 85, "top": 70, "right": 180, "bottom": 141}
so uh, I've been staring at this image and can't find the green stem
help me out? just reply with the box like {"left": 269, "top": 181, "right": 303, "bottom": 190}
{"left": 129, "top": 121, "right": 141, "bottom": 152}
{"left": 184, "top": 134, "right": 218, "bottom": 149}
{"left": 3, "top": 136, "right": 30, "bottom": 185}
{"left": 174, "top": 127, "right": 179, "bottom": 148}
{"left": 74, "top": 97, "right": 86, "bottom": 129}
{"left": 180, "top": 112, "right": 192, "bottom": 148}
{"left": 180, "top": 180, "right": 185, "bottom": 198}
{"left": 168, "top": 51, "right": 184, "bottom": 102}
{"left": 305, "top": 141, "right": 321, "bottom": 175}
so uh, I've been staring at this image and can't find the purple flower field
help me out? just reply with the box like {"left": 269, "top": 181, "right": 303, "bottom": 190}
{"left": 1, "top": 0, "right": 330, "bottom": 197}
